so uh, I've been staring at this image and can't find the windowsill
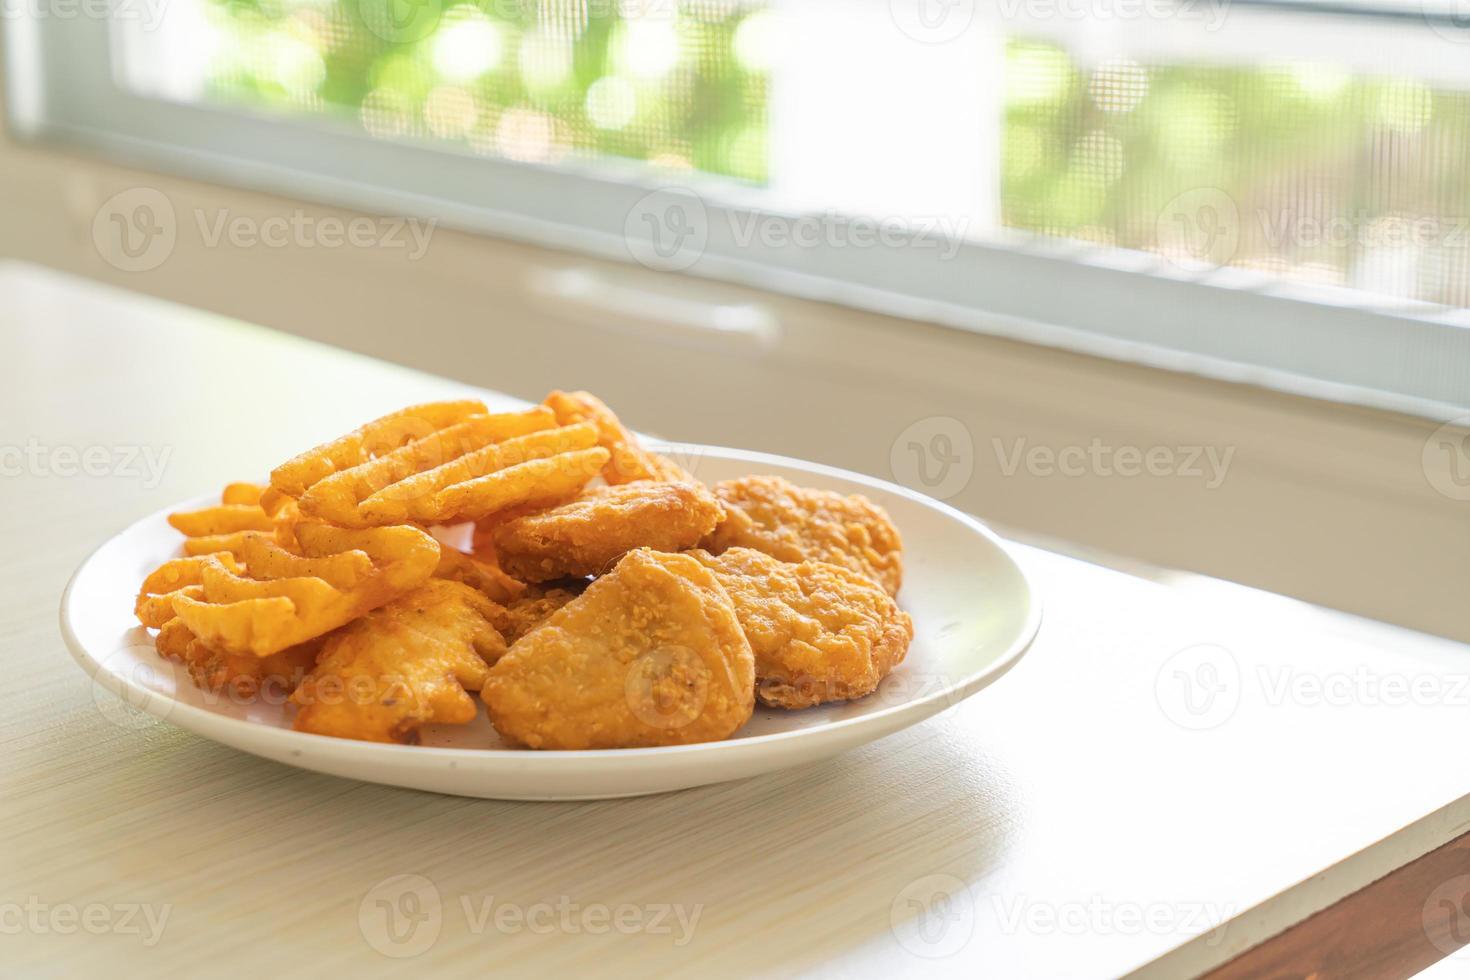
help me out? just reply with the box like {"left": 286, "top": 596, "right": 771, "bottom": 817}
{"left": 0, "top": 130, "right": 1464, "bottom": 643}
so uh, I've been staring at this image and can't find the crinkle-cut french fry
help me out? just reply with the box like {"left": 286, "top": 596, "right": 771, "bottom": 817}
{"left": 270, "top": 400, "right": 488, "bottom": 498}
{"left": 544, "top": 389, "right": 694, "bottom": 484}
{"left": 297, "top": 409, "right": 562, "bottom": 527}
{"left": 167, "top": 504, "right": 274, "bottom": 537}
{"left": 153, "top": 524, "right": 440, "bottom": 657}
{"left": 135, "top": 553, "right": 241, "bottom": 627}
{"left": 359, "top": 423, "right": 604, "bottom": 525}
{"left": 220, "top": 483, "right": 263, "bottom": 506}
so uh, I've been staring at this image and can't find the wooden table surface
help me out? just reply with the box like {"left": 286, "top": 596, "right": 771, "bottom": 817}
{"left": 4, "top": 262, "right": 1469, "bottom": 978}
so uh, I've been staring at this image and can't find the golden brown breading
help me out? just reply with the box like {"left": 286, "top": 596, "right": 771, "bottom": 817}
{"left": 490, "top": 582, "right": 584, "bottom": 645}
{"left": 292, "top": 580, "right": 507, "bottom": 744}
{"left": 686, "top": 547, "right": 912, "bottom": 709}
{"left": 155, "top": 618, "right": 320, "bottom": 699}
{"left": 491, "top": 482, "right": 724, "bottom": 582}
{"left": 483, "top": 549, "right": 754, "bottom": 749}
{"left": 543, "top": 389, "right": 694, "bottom": 484}
{"left": 432, "top": 544, "right": 526, "bottom": 604}
{"left": 702, "top": 475, "right": 903, "bottom": 595}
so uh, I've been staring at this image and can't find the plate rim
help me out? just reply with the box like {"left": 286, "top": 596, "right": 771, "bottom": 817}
{"left": 60, "top": 444, "right": 1042, "bottom": 766}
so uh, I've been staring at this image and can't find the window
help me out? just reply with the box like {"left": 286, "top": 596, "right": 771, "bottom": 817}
{"left": 115, "top": 1, "right": 773, "bottom": 183}
{"left": 10, "top": 0, "right": 1470, "bottom": 415}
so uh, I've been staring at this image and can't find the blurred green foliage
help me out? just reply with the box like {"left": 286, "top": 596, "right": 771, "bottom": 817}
{"left": 1002, "top": 40, "right": 1470, "bottom": 304}
{"left": 195, "top": 5, "right": 1470, "bottom": 304}
{"left": 201, "top": 0, "right": 770, "bottom": 181}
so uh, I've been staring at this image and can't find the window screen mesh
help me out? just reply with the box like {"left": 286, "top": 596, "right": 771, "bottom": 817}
{"left": 116, "top": 3, "right": 1470, "bottom": 308}
{"left": 169, "top": 1, "right": 771, "bottom": 181}
{"left": 1004, "top": 39, "right": 1470, "bottom": 307}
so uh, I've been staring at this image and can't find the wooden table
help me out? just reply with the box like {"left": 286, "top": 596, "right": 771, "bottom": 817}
{"left": 3, "top": 262, "right": 1468, "bottom": 978}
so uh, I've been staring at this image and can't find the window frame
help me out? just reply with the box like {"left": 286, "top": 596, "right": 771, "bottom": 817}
{"left": 7, "top": 5, "right": 1470, "bottom": 419}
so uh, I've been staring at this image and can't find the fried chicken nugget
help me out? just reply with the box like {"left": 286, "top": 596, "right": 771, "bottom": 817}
{"left": 686, "top": 547, "right": 912, "bottom": 709}
{"left": 483, "top": 549, "right": 754, "bottom": 749}
{"left": 155, "top": 618, "right": 320, "bottom": 698}
{"left": 703, "top": 475, "right": 904, "bottom": 595}
{"left": 292, "top": 580, "right": 507, "bottom": 744}
{"left": 544, "top": 390, "right": 694, "bottom": 484}
{"left": 490, "top": 481, "right": 723, "bottom": 582}
{"left": 490, "top": 582, "right": 584, "bottom": 645}
{"left": 433, "top": 545, "right": 526, "bottom": 604}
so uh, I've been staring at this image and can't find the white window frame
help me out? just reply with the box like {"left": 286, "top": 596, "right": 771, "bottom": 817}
{"left": 6, "top": 2, "right": 1470, "bottom": 419}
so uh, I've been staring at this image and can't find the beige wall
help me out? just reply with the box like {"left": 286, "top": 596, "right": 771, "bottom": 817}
{"left": 2, "top": 76, "right": 1465, "bottom": 641}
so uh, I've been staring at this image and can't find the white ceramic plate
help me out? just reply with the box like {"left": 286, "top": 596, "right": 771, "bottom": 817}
{"left": 60, "top": 447, "right": 1040, "bottom": 800}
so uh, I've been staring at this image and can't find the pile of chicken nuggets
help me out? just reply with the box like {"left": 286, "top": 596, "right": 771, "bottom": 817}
{"left": 134, "top": 392, "right": 912, "bottom": 749}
